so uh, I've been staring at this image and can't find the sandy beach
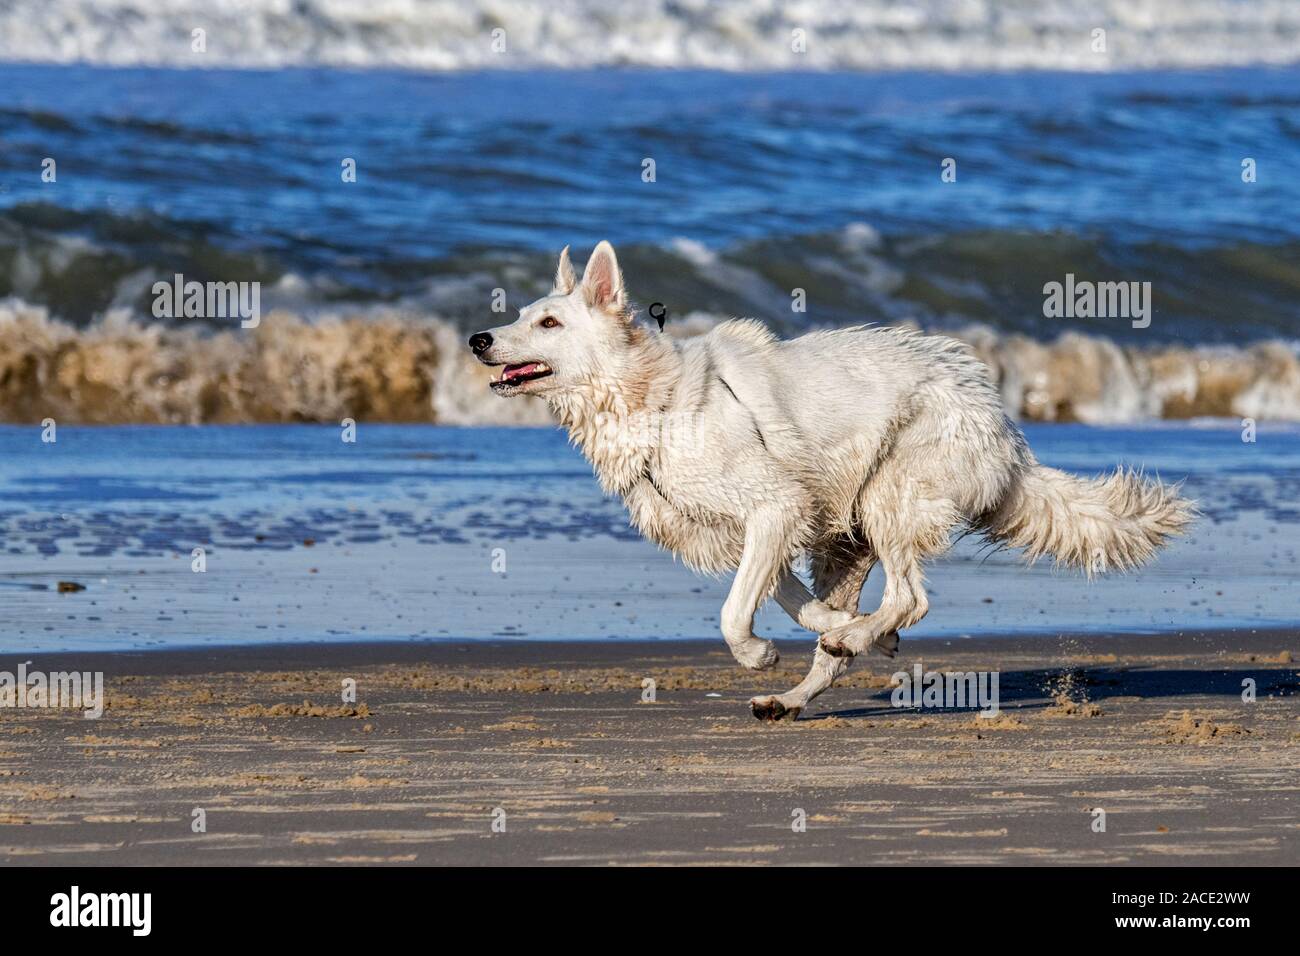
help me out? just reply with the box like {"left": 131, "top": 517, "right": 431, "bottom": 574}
{"left": 1, "top": 629, "right": 1295, "bottom": 866}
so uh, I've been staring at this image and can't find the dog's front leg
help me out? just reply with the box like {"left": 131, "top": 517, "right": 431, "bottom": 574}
{"left": 773, "top": 571, "right": 856, "bottom": 633}
{"left": 720, "top": 510, "right": 799, "bottom": 671}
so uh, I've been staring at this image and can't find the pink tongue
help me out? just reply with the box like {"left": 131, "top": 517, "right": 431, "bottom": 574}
{"left": 505, "top": 363, "right": 539, "bottom": 381}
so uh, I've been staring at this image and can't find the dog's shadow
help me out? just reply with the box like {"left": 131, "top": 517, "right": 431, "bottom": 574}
{"left": 807, "top": 666, "right": 1297, "bottom": 721}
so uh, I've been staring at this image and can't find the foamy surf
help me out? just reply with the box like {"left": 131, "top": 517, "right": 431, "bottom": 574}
{"left": 2, "top": 0, "right": 1299, "bottom": 72}
{"left": 2, "top": 299, "right": 1297, "bottom": 426}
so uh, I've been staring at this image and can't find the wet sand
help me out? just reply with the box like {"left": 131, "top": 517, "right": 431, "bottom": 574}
{"left": 0, "top": 629, "right": 1296, "bottom": 866}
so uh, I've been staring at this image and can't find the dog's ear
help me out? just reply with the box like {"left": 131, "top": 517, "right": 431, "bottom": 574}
{"left": 581, "top": 241, "right": 627, "bottom": 315}
{"left": 553, "top": 245, "right": 576, "bottom": 295}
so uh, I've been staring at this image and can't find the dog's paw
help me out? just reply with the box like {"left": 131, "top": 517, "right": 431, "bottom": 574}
{"left": 871, "top": 630, "right": 900, "bottom": 658}
{"left": 728, "top": 637, "right": 780, "bottom": 671}
{"left": 818, "top": 631, "right": 857, "bottom": 658}
{"left": 749, "top": 695, "right": 801, "bottom": 722}
{"left": 818, "top": 615, "right": 877, "bottom": 658}
{"left": 800, "top": 605, "right": 856, "bottom": 633}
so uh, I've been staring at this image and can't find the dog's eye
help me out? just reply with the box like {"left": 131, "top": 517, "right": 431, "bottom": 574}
{"left": 539, "top": 316, "right": 561, "bottom": 329}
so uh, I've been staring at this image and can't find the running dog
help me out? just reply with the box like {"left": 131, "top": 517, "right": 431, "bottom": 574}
{"left": 469, "top": 242, "right": 1192, "bottom": 720}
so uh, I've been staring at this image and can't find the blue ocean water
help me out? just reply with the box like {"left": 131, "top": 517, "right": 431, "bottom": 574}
{"left": 1, "top": 65, "right": 1297, "bottom": 342}
{"left": 0, "top": 423, "right": 1296, "bottom": 652}
{"left": 1, "top": 34, "right": 1298, "bottom": 651}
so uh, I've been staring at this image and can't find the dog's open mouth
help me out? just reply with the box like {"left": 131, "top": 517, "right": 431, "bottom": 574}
{"left": 491, "top": 362, "right": 553, "bottom": 389}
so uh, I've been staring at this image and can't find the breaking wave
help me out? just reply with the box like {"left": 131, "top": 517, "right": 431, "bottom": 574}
{"left": 5, "top": 207, "right": 1298, "bottom": 347}
{"left": 2, "top": 0, "right": 1299, "bottom": 72}
{"left": 3, "top": 297, "right": 1298, "bottom": 426}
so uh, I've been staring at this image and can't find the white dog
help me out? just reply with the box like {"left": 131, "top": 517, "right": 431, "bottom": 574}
{"left": 470, "top": 242, "right": 1193, "bottom": 720}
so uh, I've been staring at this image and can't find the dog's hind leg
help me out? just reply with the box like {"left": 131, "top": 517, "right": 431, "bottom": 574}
{"left": 750, "top": 542, "right": 876, "bottom": 721}
{"left": 819, "top": 500, "right": 955, "bottom": 659}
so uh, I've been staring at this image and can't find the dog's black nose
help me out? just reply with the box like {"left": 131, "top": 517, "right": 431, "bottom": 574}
{"left": 468, "top": 332, "right": 493, "bottom": 355}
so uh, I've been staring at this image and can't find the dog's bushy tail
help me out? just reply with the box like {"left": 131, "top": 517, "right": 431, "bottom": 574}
{"left": 981, "top": 464, "right": 1194, "bottom": 576}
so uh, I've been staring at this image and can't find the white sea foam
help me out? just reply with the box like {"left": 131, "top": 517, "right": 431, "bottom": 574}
{"left": 3, "top": 297, "right": 1299, "bottom": 425}
{"left": 2, "top": 1, "right": 1298, "bottom": 72}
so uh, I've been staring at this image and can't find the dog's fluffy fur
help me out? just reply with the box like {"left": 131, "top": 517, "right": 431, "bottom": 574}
{"left": 472, "top": 242, "right": 1194, "bottom": 720}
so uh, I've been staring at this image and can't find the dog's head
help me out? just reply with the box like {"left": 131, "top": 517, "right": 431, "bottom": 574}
{"left": 469, "top": 241, "right": 635, "bottom": 397}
